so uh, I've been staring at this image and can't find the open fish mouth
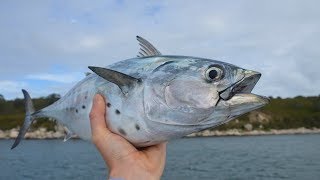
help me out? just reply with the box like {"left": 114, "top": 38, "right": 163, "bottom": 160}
{"left": 219, "top": 70, "right": 262, "bottom": 101}
{"left": 212, "top": 70, "right": 269, "bottom": 125}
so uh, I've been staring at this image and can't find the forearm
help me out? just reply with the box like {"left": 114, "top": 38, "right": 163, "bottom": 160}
{"left": 109, "top": 168, "right": 160, "bottom": 180}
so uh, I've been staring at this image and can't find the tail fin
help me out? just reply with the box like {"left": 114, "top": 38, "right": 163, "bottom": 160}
{"left": 11, "top": 89, "right": 35, "bottom": 149}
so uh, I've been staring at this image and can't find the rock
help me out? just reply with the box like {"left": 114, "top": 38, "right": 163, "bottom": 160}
{"left": 9, "top": 129, "right": 19, "bottom": 138}
{"left": 202, "top": 130, "right": 211, "bottom": 136}
{"left": 244, "top": 123, "right": 253, "bottom": 131}
{"left": 39, "top": 128, "right": 47, "bottom": 133}
{"left": 55, "top": 124, "right": 65, "bottom": 132}
{"left": 53, "top": 131, "right": 64, "bottom": 138}
{"left": 0, "top": 130, "right": 4, "bottom": 138}
{"left": 249, "top": 111, "right": 271, "bottom": 123}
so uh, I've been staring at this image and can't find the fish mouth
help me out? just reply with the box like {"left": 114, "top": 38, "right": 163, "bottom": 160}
{"left": 219, "top": 70, "right": 262, "bottom": 101}
{"left": 208, "top": 70, "right": 269, "bottom": 126}
{"left": 217, "top": 69, "right": 270, "bottom": 114}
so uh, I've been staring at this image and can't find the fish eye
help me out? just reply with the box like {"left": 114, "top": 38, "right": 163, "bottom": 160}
{"left": 205, "top": 66, "right": 224, "bottom": 81}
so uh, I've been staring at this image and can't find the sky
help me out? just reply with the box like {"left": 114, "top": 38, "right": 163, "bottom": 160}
{"left": 0, "top": 0, "right": 319, "bottom": 100}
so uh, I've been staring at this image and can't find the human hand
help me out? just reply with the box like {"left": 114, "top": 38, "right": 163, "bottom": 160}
{"left": 89, "top": 94, "right": 167, "bottom": 180}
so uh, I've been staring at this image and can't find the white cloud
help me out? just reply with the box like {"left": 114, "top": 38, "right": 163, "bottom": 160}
{"left": 79, "top": 36, "right": 104, "bottom": 49}
{"left": 0, "top": 79, "right": 78, "bottom": 100}
{"left": 0, "top": 80, "right": 28, "bottom": 99}
{"left": 26, "top": 73, "right": 82, "bottom": 83}
{"left": 0, "top": 1, "right": 319, "bottom": 98}
{"left": 0, "top": 80, "right": 27, "bottom": 91}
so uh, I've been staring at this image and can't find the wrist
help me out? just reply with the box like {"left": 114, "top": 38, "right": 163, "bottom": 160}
{"left": 109, "top": 168, "right": 160, "bottom": 180}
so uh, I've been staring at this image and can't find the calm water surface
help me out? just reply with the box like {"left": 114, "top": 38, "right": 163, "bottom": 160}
{"left": 0, "top": 134, "right": 319, "bottom": 180}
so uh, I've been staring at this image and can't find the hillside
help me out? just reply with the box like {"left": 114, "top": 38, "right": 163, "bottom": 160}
{"left": 0, "top": 94, "right": 319, "bottom": 132}
{"left": 216, "top": 96, "right": 320, "bottom": 131}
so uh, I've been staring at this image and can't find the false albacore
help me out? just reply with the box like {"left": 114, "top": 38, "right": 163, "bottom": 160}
{"left": 11, "top": 36, "right": 269, "bottom": 149}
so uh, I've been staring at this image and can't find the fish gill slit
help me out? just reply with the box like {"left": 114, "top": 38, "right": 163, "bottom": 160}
{"left": 152, "top": 61, "right": 175, "bottom": 72}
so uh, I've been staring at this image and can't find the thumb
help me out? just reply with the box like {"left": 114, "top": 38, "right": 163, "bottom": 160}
{"left": 89, "top": 94, "right": 112, "bottom": 144}
{"left": 143, "top": 142, "right": 167, "bottom": 165}
{"left": 89, "top": 94, "right": 137, "bottom": 166}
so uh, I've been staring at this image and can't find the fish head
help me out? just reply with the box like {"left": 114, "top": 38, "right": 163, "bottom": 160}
{"left": 144, "top": 56, "right": 269, "bottom": 126}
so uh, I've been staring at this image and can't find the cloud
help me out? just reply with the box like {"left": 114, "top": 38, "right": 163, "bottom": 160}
{"left": 26, "top": 72, "right": 83, "bottom": 83}
{"left": 0, "top": 81, "right": 27, "bottom": 92}
{"left": 0, "top": 0, "right": 319, "bottom": 99}
{"left": 0, "top": 80, "right": 28, "bottom": 99}
{"left": 0, "top": 72, "right": 83, "bottom": 99}
{"left": 0, "top": 79, "right": 78, "bottom": 100}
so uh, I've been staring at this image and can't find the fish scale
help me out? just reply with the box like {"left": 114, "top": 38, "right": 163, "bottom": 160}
{"left": 11, "top": 36, "right": 269, "bottom": 149}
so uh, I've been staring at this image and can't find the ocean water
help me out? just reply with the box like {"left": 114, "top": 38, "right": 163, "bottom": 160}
{"left": 0, "top": 134, "right": 319, "bottom": 180}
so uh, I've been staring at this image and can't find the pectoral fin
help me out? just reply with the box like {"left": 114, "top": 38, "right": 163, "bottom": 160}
{"left": 63, "top": 127, "right": 75, "bottom": 142}
{"left": 88, "top": 66, "right": 141, "bottom": 94}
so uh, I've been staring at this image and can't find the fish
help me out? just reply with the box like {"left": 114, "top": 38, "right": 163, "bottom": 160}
{"left": 11, "top": 36, "right": 269, "bottom": 149}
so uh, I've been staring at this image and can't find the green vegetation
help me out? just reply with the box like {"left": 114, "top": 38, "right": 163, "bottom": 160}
{"left": 0, "top": 94, "right": 319, "bottom": 131}
{"left": 216, "top": 96, "right": 320, "bottom": 131}
{"left": 0, "top": 94, "right": 60, "bottom": 131}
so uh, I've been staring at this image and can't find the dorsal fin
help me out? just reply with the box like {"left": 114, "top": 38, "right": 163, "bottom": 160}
{"left": 88, "top": 66, "right": 141, "bottom": 95}
{"left": 136, "top": 36, "right": 162, "bottom": 57}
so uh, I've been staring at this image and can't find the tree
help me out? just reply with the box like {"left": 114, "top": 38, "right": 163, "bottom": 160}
{"left": 46, "top": 93, "right": 61, "bottom": 104}
{"left": 0, "top": 94, "right": 5, "bottom": 102}
{"left": 0, "top": 94, "right": 6, "bottom": 113}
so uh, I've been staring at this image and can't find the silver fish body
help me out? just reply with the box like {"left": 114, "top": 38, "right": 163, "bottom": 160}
{"left": 12, "top": 37, "right": 269, "bottom": 149}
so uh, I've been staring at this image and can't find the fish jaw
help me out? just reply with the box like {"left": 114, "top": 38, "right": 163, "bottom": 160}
{"left": 219, "top": 70, "right": 261, "bottom": 100}
{"left": 200, "top": 70, "right": 268, "bottom": 126}
{"left": 197, "top": 93, "right": 269, "bottom": 128}
{"left": 220, "top": 70, "right": 269, "bottom": 116}
{"left": 219, "top": 93, "right": 269, "bottom": 120}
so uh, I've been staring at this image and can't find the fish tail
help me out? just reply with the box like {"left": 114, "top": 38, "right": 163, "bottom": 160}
{"left": 11, "top": 89, "right": 37, "bottom": 149}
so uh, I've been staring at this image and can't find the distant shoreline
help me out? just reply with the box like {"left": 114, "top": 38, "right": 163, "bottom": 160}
{"left": 0, "top": 127, "right": 319, "bottom": 139}
{"left": 187, "top": 127, "right": 320, "bottom": 137}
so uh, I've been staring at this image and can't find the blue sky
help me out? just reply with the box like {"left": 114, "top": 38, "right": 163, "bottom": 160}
{"left": 0, "top": 0, "right": 319, "bottom": 99}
